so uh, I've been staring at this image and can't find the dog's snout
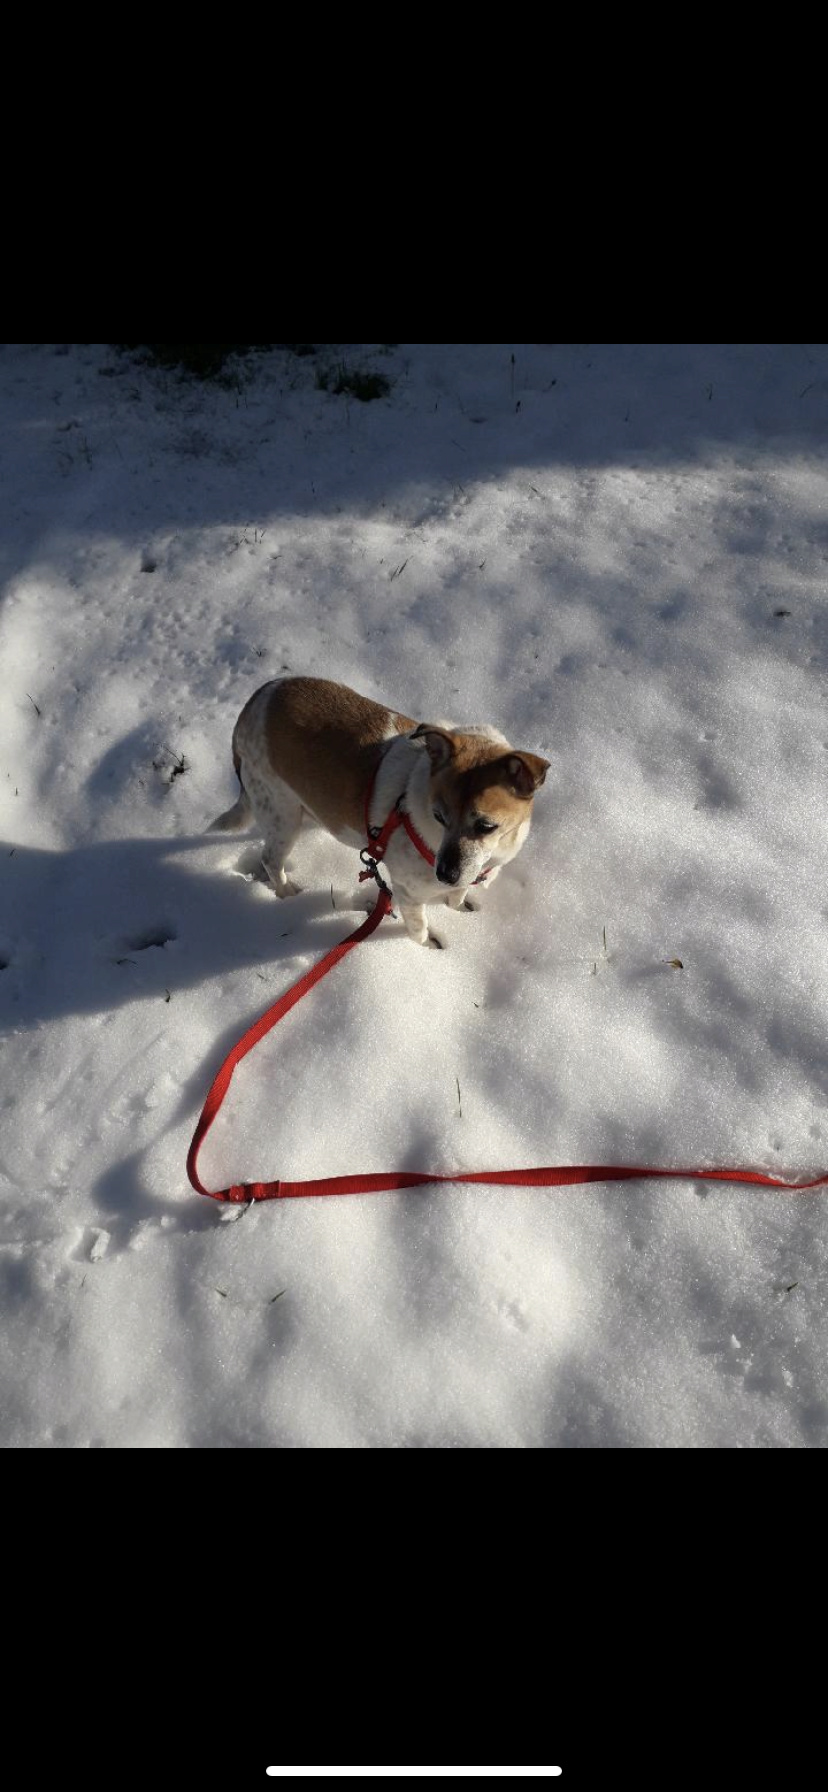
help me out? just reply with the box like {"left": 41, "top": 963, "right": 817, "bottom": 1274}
{"left": 436, "top": 859, "right": 461, "bottom": 886}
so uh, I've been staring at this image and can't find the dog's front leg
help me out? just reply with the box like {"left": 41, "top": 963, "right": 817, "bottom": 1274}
{"left": 447, "top": 864, "right": 501, "bottom": 911}
{"left": 445, "top": 886, "right": 473, "bottom": 911}
{"left": 398, "top": 900, "right": 442, "bottom": 948}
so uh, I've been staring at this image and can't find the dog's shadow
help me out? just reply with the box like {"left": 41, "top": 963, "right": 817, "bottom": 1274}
{"left": 0, "top": 831, "right": 387, "bottom": 1033}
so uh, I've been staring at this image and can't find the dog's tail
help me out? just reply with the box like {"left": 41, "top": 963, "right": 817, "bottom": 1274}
{"left": 206, "top": 781, "right": 252, "bottom": 833}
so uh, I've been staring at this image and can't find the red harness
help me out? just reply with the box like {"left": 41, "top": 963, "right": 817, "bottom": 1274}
{"left": 186, "top": 777, "right": 828, "bottom": 1204}
{"left": 360, "top": 770, "right": 490, "bottom": 891}
{"left": 364, "top": 772, "right": 434, "bottom": 868}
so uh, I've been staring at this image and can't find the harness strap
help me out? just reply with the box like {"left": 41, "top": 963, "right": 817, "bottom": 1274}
{"left": 363, "top": 759, "right": 434, "bottom": 871}
{"left": 400, "top": 807, "right": 436, "bottom": 865}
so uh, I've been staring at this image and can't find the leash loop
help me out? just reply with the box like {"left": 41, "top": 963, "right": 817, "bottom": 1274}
{"left": 187, "top": 767, "right": 828, "bottom": 1203}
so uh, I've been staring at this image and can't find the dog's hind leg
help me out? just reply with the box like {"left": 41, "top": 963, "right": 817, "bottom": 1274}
{"left": 261, "top": 841, "right": 301, "bottom": 897}
{"left": 255, "top": 784, "right": 306, "bottom": 899}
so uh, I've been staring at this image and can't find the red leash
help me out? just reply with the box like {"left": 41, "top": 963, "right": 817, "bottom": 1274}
{"left": 188, "top": 800, "right": 828, "bottom": 1205}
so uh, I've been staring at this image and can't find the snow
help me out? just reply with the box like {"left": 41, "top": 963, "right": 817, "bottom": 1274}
{"left": 2, "top": 340, "right": 828, "bottom": 1449}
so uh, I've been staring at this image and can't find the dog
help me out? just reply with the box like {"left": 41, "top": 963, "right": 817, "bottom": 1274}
{"left": 208, "top": 676, "right": 549, "bottom": 947}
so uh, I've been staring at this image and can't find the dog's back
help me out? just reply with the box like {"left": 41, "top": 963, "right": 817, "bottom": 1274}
{"left": 210, "top": 676, "right": 416, "bottom": 837}
{"left": 241, "top": 678, "right": 415, "bottom": 835}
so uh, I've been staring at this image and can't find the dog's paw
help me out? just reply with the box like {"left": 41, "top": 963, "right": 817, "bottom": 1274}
{"left": 425, "top": 931, "right": 444, "bottom": 950}
{"left": 446, "top": 889, "right": 479, "bottom": 913}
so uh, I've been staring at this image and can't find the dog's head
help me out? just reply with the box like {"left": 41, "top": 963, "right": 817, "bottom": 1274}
{"left": 411, "top": 724, "right": 549, "bottom": 888}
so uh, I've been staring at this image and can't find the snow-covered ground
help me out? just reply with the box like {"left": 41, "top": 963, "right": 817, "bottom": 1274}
{"left": 2, "top": 341, "right": 828, "bottom": 1448}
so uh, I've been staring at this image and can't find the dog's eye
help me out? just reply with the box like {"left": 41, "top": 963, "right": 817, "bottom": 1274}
{"left": 433, "top": 809, "right": 449, "bottom": 828}
{"left": 475, "top": 819, "right": 497, "bottom": 835}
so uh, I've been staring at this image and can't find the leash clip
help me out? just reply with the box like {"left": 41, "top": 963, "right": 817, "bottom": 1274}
{"left": 359, "top": 848, "right": 392, "bottom": 897}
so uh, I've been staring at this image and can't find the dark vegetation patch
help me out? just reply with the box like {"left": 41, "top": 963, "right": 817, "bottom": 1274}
{"left": 315, "top": 362, "right": 392, "bottom": 402}
{"left": 117, "top": 344, "right": 271, "bottom": 379}
{"left": 113, "top": 344, "right": 395, "bottom": 400}
{"left": 152, "top": 746, "right": 189, "bottom": 785}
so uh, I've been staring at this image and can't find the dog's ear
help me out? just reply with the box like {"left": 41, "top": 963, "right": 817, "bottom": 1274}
{"left": 502, "top": 752, "right": 550, "bottom": 797}
{"left": 411, "top": 724, "right": 456, "bottom": 772}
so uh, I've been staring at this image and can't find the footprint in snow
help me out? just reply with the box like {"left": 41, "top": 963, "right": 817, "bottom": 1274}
{"left": 70, "top": 1226, "right": 111, "bottom": 1263}
{"left": 119, "top": 925, "right": 178, "bottom": 953}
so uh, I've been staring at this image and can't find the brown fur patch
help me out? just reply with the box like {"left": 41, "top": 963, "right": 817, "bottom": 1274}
{"left": 255, "top": 677, "right": 415, "bottom": 834}
{"left": 431, "top": 733, "right": 549, "bottom": 833}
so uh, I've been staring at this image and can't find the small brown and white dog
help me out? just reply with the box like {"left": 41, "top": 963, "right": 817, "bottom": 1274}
{"left": 208, "top": 676, "right": 549, "bottom": 947}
